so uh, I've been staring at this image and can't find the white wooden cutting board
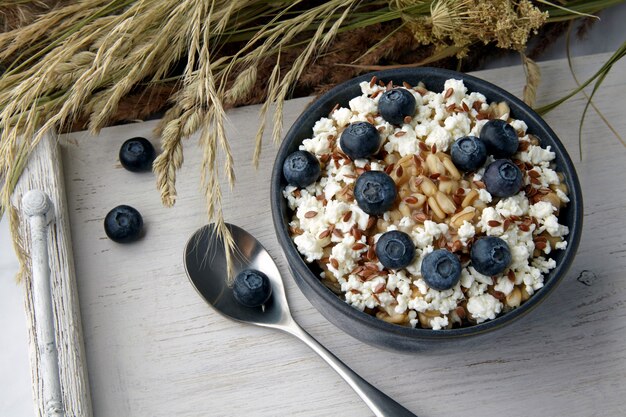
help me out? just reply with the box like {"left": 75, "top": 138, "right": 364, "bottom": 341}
{"left": 59, "top": 53, "right": 626, "bottom": 417}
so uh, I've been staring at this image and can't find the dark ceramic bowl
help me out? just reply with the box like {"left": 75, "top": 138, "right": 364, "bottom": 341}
{"left": 271, "top": 68, "right": 583, "bottom": 352}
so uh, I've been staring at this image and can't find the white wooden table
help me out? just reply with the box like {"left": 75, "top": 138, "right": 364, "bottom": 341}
{"left": 48, "top": 52, "right": 626, "bottom": 416}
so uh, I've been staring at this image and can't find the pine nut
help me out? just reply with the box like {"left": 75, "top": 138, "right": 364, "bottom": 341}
{"left": 438, "top": 179, "right": 458, "bottom": 194}
{"left": 506, "top": 287, "right": 521, "bottom": 308}
{"left": 450, "top": 206, "right": 476, "bottom": 228}
{"left": 520, "top": 286, "right": 531, "bottom": 302}
{"left": 442, "top": 157, "right": 461, "bottom": 180}
{"left": 435, "top": 191, "right": 456, "bottom": 214}
{"left": 426, "top": 153, "right": 446, "bottom": 175}
{"left": 419, "top": 176, "right": 437, "bottom": 196}
{"left": 461, "top": 189, "right": 479, "bottom": 207}
{"left": 399, "top": 202, "right": 411, "bottom": 217}
{"left": 427, "top": 196, "right": 446, "bottom": 219}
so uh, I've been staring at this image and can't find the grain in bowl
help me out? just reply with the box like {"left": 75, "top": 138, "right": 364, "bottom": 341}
{"left": 282, "top": 77, "right": 570, "bottom": 330}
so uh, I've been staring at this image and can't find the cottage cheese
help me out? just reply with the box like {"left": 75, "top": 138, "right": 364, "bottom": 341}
{"left": 284, "top": 78, "right": 570, "bottom": 330}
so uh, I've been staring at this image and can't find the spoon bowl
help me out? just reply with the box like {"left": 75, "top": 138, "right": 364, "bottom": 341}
{"left": 184, "top": 223, "right": 291, "bottom": 328}
{"left": 184, "top": 223, "right": 418, "bottom": 417}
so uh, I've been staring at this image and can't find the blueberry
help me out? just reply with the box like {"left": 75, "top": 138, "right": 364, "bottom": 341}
{"left": 378, "top": 88, "right": 416, "bottom": 125}
{"left": 376, "top": 231, "right": 416, "bottom": 270}
{"left": 283, "top": 150, "right": 321, "bottom": 188}
{"left": 483, "top": 159, "right": 523, "bottom": 198}
{"left": 119, "top": 137, "right": 156, "bottom": 172}
{"left": 104, "top": 205, "right": 143, "bottom": 243}
{"left": 470, "top": 237, "right": 511, "bottom": 276}
{"left": 420, "top": 250, "right": 462, "bottom": 291}
{"left": 479, "top": 120, "right": 519, "bottom": 158}
{"left": 233, "top": 269, "right": 272, "bottom": 308}
{"left": 354, "top": 171, "right": 397, "bottom": 215}
{"left": 450, "top": 136, "right": 487, "bottom": 172}
{"left": 339, "top": 122, "right": 380, "bottom": 160}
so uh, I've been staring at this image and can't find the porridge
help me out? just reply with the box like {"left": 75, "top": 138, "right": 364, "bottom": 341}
{"left": 282, "top": 77, "right": 569, "bottom": 330}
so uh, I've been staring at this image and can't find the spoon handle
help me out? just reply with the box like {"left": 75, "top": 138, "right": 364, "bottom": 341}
{"left": 284, "top": 322, "right": 418, "bottom": 417}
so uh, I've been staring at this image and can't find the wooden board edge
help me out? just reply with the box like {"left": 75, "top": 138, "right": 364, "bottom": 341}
{"left": 11, "top": 133, "right": 93, "bottom": 417}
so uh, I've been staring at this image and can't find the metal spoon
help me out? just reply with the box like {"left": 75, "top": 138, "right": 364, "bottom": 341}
{"left": 184, "top": 223, "right": 418, "bottom": 417}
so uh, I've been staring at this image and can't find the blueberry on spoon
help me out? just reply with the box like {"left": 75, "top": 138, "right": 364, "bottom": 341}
{"left": 450, "top": 136, "right": 487, "bottom": 172}
{"left": 470, "top": 237, "right": 511, "bottom": 276}
{"left": 421, "top": 250, "right": 462, "bottom": 291}
{"left": 376, "top": 231, "right": 415, "bottom": 270}
{"left": 378, "top": 88, "right": 416, "bottom": 125}
{"left": 340, "top": 122, "right": 380, "bottom": 160}
{"left": 283, "top": 150, "right": 321, "bottom": 188}
{"left": 119, "top": 137, "right": 156, "bottom": 172}
{"left": 479, "top": 119, "right": 518, "bottom": 158}
{"left": 233, "top": 269, "right": 272, "bottom": 308}
{"left": 483, "top": 159, "right": 523, "bottom": 198}
{"left": 354, "top": 171, "right": 397, "bottom": 215}
{"left": 104, "top": 205, "right": 143, "bottom": 243}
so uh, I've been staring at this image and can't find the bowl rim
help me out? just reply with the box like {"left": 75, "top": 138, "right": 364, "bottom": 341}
{"left": 271, "top": 67, "right": 583, "bottom": 340}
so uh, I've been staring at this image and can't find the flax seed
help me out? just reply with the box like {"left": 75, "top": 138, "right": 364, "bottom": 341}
{"left": 385, "top": 163, "right": 395, "bottom": 174}
{"left": 431, "top": 144, "right": 437, "bottom": 154}
{"left": 462, "top": 102, "right": 470, "bottom": 112}
{"left": 396, "top": 165, "right": 404, "bottom": 177}
{"left": 473, "top": 180, "right": 486, "bottom": 189}
{"left": 403, "top": 81, "right": 412, "bottom": 89}
{"left": 330, "top": 258, "right": 339, "bottom": 269}
{"left": 413, "top": 212, "right": 428, "bottom": 223}
{"left": 369, "top": 76, "right": 377, "bottom": 88}
{"left": 507, "top": 270, "right": 516, "bottom": 282}
{"left": 352, "top": 243, "right": 366, "bottom": 250}
{"left": 394, "top": 131, "right": 407, "bottom": 137}
{"left": 444, "top": 88, "right": 454, "bottom": 99}
{"left": 487, "top": 220, "right": 502, "bottom": 227}
{"left": 319, "top": 229, "right": 331, "bottom": 239}
{"left": 304, "top": 211, "right": 317, "bottom": 218}
{"left": 518, "top": 141, "right": 530, "bottom": 152}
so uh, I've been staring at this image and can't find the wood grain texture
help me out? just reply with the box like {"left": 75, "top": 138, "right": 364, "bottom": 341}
{"left": 12, "top": 135, "right": 93, "bottom": 417}
{"left": 60, "top": 53, "right": 626, "bottom": 417}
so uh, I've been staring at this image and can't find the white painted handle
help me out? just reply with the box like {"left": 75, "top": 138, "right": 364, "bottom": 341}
{"left": 22, "top": 190, "right": 65, "bottom": 417}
